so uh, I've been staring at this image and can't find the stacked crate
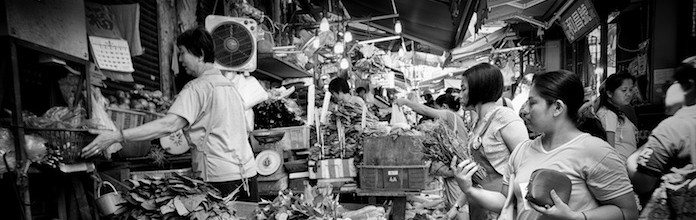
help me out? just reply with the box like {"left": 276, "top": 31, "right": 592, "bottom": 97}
{"left": 358, "top": 136, "right": 429, "bottom": 192}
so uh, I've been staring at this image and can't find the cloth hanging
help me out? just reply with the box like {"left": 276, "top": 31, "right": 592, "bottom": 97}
{"left": 106, "top": 4, "right": 144, "bottom": 56}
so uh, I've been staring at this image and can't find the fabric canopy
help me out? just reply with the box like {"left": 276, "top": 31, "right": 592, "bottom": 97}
{"left": 342, "top": 0, "right": 482, "bottom": 51}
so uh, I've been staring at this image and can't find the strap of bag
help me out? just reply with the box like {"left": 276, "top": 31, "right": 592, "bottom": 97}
{"left": 477, "top": 107, "right": 501, "bottom": 138}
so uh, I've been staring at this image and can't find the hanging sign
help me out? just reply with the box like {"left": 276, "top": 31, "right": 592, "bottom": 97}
{"left": 370, "top": 72, "right": 395, "bottom": 88}
{"left": 559, "top": 0, "right": 600, "bottom": 43}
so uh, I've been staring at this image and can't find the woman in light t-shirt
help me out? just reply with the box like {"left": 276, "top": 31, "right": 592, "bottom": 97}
{"left": 597, "top": 72, "right": 638, "bottom": 160}
{"left": 452, "top": 70, "right": 638, "bottom": 220}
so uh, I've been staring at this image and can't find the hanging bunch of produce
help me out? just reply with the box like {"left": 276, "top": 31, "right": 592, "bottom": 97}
{"left": 253, "top": 87, "right": 305, "bottom": 130}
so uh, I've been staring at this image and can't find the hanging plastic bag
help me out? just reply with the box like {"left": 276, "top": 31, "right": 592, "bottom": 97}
{"left": 390, "top": 105, "right": 410, "bottom": 130}
{"left": 90, "top": 87, "right": 123, "bottom": 157}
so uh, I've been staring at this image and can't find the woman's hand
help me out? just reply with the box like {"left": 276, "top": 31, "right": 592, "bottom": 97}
{"left": 429, "top": 161, "right": 455, "bottom": 177}
{"left": 451, "top": 156, "right": 479, "bottom": 193}
{"left": 393, "top": 98, "right": 408, "bottom": 106}
{"left": 529, "top": 190, "right": 582, "bottom": 220}
{"left": 81, "top": 129, "right": 121, "bottom": 158}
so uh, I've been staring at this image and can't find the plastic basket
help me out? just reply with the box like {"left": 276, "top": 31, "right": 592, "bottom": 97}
{"left": 358, "top": 165, "right": 428, "bottom": 192}
{"left": 25, "top": 128, "right": 96, "bottom": 164}
{"left": 106, "top": 108, "right": 146, "bottom": 130}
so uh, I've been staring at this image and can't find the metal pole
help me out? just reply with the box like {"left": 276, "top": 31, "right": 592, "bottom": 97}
{"left": 600, "top": 13, "right": 609, "bottom": 80}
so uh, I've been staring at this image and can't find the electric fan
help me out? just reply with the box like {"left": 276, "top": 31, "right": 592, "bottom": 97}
{"left": 205, "top": 15, "right": 257, "bottom": 72}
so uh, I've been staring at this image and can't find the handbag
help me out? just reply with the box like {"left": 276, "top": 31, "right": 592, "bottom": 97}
{"left": 525, "top": 168, "right": 572, "bottom": 207}
{"left": 469, "top": 108, "right": 505, "bottom": 192}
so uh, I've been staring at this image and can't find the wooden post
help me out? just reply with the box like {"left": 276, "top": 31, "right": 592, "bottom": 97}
{"left": 158, "top": 0, "right": 178, "bottom": 98}
{"left": 9, "top": 39, "right": 31, "bottom": 220}
{"left": 600, "top": 12, "right": 608, "bottom": 81}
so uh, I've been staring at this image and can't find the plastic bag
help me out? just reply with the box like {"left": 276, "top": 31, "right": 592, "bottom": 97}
{"left": 390, "top": 105, "right": 410, "bottom": 130}
{"left": 90, "top": 87, "right": 123, "bottom": 157}
{"left": 0, "top": 128, "right": 15, "bottom": 173}
{"left": 24, "top": 135, "right": 47, "bottom": 162}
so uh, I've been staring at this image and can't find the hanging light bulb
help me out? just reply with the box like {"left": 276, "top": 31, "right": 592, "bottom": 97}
{"left": 319, "top": 17, "right": 330, "bottom": 32}
{"left": 394, "top": 20, "right": 402, "bottom": 34}
{"left": 333, "top": 42, "right": 344, "bottom": 54}
{"left": 398, "top": 47, "right": 405, "bottom": 57}
{"left": 344, "top": 31, "right": 353, "bottom": 42}
{"left": 340, "top": 58, "right": 350, "bottom": 69}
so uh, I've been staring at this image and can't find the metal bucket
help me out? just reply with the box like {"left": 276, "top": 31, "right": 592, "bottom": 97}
{"left": 95, "top": 181, "right": 123, "bottom": 216}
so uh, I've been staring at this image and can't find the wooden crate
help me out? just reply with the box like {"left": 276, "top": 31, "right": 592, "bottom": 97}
{"left": 362, "top": 136, "right": 425, "bottom": 165}
{"left": 358, "top": 165, "right": 428, "bottom": 192}
{"left": 251, "top": 125, "right": 310, "bottom": 151}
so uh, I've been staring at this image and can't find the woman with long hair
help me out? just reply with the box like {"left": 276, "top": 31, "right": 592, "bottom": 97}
{"left": 453, "top": 70, "right": 638, "bottom": 220}
{"left": 597, "top": 72, "right": 638, "bottom": 160}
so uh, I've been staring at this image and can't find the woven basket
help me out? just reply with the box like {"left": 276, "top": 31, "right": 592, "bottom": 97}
{"left": 25, "top": 128, "right": 96, "bottom": 163}
{"left": 106, "top": 108, "right": 166, "bottom": 158}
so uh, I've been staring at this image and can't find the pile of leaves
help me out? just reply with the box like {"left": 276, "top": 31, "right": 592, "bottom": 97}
{"left": 308, "top": 101, "right": 383, "bottom": 163}
{"left": 255, "top": 184, "right": 343, "bottom": 220}
{"left": 254, "top": 99, "right": 304, "bottom": 129}
{"left": 416, "top": 119, "right": 486, "bottom": 183}
{"left": 115, "top": 173, "right": 240, "bottom": 220}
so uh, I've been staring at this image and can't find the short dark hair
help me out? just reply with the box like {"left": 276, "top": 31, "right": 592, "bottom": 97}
{"left": 675, "top": 56, "right": 696, "bottom": 92}
{"left": 328, "top": 77, "right": 350, "bottom": 94}
{"left": 598, "top": 72, "right": 635, "bottom": 122}
{"left": 176, "top": 27, "right": 215, "bottom": 63}
{"left": 356, "top": 87, "right": 367, "bottom": 94}
{"left": 463, "top": 63, "right": 504, "bottom": 107}
{"left": 435, "top": 94, "right": 460, "bottom": 112}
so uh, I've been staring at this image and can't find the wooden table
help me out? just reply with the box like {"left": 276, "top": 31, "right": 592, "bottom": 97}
{"left": 356, "top": 189, "right": 420, "bottom": 220}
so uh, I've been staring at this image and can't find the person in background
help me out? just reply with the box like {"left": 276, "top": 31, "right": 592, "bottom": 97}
{"left": 328, "top": 77, "right": 365, "bottom": 107}
{"left": 453, "top": 70, "right": 638, "bottom": 220}
{"left": 596, "top": 72, "right": 638, "bottom": 160}
{"left": 394, "top": 93, "right": 468, "bottom": 219}
{"left": 458, "top": 63, "right": 529, "bottom": 219}
{"left": 355, "top": 87, "right": 367, "bottom": 102}
{"left": 627, "top": 56, "right": 696, "bottom": 219}
{"left": 82, "top": 28, "right": 258, "bottom": 201}
{"left": 435, "top": 94, "right": 461, "bottom": 112}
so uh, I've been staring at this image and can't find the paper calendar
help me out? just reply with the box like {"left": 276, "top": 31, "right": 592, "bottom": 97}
{"left": 89, "top": 36, "right": 134, "bottom": 72}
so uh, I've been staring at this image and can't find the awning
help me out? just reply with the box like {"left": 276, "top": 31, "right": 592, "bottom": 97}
{"left": 342, "top": 0, "right": 482, "bottom": 51}
{"left": 450, "top": 28, "right": 511, "bottom": 62}
{"left": 252, "top": 53, "right": 312, "bottom": 81}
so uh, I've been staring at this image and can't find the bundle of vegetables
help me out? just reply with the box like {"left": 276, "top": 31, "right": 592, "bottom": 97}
{"left": 404, "top": 195, "right": 449, "bottom": 220}
{"left": 253, "top": 98, "right": 304, "bottom": 129}
{"left": 255, "top": 183, "right": 386, "bottom": 220}
{"left": 23, "top": 106, "right": 95, "bottom": 129}
{"left": 115, "top": 173, "right": 240, "bottom": 220}
{"left": 107, "top": 84, "right": 172, "bottom": 113}
{"left": 308, "top": 101, "right": 382, "bottom": 162}
{"left": 416, "top": 119, "right": 486, "bottom": 183}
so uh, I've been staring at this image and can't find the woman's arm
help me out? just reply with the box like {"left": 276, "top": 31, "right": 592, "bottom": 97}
{"left": 81, "top": 114, "right": 188, "bottom": 157}
{"left": 583, "top": 193, "right": 638, "bottom": 220}
{"left": 122, "top": 114, "right": 188, "bottom": 141}
{"left": 453, "top": 158, "right": 507, "bottom": 212}
{"left": 500, "top": 121, "right": 529, "bottom": 152}
{"left": 393, "top": 98, "right": 446, "bottom": 119}
{"left": 530, "top": 191, "right": 638, "bottom": 220}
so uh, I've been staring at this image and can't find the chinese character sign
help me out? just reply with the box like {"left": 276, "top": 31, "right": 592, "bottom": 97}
{"left": 560, "top": 0, "right": 599, "bottom": 42}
